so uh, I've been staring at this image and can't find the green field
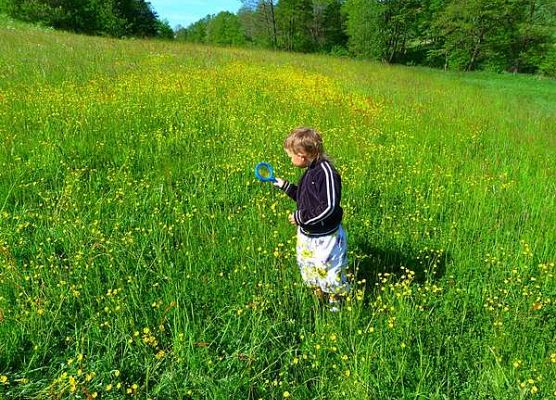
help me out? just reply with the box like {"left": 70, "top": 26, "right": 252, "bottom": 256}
{"left": 1, "top": 16, "right": 555, "bottom": 399}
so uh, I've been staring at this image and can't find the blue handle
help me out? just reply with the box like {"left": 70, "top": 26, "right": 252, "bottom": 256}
{"left": 254, "top": 162, "right": 277, "bottom": 183}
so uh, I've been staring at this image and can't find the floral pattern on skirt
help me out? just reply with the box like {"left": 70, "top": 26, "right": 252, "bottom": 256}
{"left": 296, "top": 225, "right": 349, "bottom": 294}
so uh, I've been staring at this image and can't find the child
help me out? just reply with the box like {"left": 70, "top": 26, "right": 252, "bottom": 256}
{"left": 273, "top": 127, "right": 349, "bottom": 308}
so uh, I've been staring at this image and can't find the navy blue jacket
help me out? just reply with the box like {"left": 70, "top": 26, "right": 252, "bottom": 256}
{"left": 279, "top": 159, "right": 343, "bottom": 237}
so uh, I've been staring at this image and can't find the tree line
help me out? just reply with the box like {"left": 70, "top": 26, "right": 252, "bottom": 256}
{"left": 0, "top": 0, "right": 173, "bottom": 38}
{"left": 1, "top": 0, "right": 554, "bottom": 76}
{"left": 176, "top": 0, "right": 556, "bottom": 77}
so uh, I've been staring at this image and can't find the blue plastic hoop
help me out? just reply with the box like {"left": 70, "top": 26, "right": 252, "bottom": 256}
{"left": 254, "top": 162, "right": 277, "bottom": 183}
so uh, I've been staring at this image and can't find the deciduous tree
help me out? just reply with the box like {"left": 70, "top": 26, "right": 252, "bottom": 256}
{"left": 206, "top": 11, "right": 246, "bottom": 45}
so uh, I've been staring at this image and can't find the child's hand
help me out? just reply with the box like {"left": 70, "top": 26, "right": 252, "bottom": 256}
{"left": 273, "top": 177, "right": 284, "bottom": 188}
{"left": 288, "top": 213, "right": 297, "bottom": 225}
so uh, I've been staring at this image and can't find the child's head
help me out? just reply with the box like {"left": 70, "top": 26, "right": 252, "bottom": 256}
{"left": 284, "top": 127, "right": 327, "bottom": 167}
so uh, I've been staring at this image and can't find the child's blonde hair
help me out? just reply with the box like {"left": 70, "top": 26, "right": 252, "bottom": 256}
{"left": 284, "top": 127, "right": 328, "bottom": 161}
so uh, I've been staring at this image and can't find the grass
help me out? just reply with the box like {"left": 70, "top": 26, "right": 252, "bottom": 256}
{"left": 0, "top": 16, "right": 555, "bottom": 399}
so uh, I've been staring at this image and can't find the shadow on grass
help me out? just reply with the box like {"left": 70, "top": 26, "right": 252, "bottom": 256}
{"left": 350, "top": 241, "right": 450, "bottom": 293}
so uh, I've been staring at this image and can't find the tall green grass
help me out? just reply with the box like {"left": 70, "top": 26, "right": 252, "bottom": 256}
{"left": 1, "top": 17, "right": 555, "bottom": 399}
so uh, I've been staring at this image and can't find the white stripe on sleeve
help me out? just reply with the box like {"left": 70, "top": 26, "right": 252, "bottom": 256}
{"left": 305, "top": 161, "right": 336, "bottom": 225}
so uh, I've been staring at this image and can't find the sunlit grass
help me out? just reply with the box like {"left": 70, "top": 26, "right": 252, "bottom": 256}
{"left": 0, "top": 18, "right": 555, "bottom": 399}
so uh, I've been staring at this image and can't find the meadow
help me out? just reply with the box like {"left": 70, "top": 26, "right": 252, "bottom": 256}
{"left": 0, "top": 15, "right": 555, "bottom": 399}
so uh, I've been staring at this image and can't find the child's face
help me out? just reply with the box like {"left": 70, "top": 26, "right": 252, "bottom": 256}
{"left": 285, "top": 149, "right": 311, "bottom": 168}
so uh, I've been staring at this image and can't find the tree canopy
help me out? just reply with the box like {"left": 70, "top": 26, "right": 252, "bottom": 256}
{"left": 0, "top": 0, "right": 171, "bottom": 38}
{"left": 175, "top": 0, "right": 556, "bottom": 77}
{"left": 2, "top": 0, "right": 555, "bottom": 76}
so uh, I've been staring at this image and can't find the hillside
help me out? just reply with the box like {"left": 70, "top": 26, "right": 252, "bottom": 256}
{"left": 1, "top": 18, "right": 555, "bottom": 399}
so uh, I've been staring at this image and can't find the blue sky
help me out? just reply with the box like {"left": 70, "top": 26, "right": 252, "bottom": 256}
{"left": 149, "top": 0, "right": 243, "bottom": 29}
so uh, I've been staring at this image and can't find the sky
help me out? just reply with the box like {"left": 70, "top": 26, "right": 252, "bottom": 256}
{"left": 149, "top": 0, "right": 244, "bottom": 30}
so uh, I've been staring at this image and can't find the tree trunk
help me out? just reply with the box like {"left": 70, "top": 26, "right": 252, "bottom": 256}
{"left": 269, "top": 1, "right": 277, "bottom": 48}
{"left": 467, "top": 28, "right": 484, "bottom": 71}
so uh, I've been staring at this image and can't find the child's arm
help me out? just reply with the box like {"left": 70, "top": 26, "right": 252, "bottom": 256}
{"left": 274, "top": 178, "right": 297, "bottom": 201}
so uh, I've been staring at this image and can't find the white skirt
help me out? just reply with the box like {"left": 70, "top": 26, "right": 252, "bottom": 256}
{"left": 296, "top": 225, "right": 349, "bottom": 294}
